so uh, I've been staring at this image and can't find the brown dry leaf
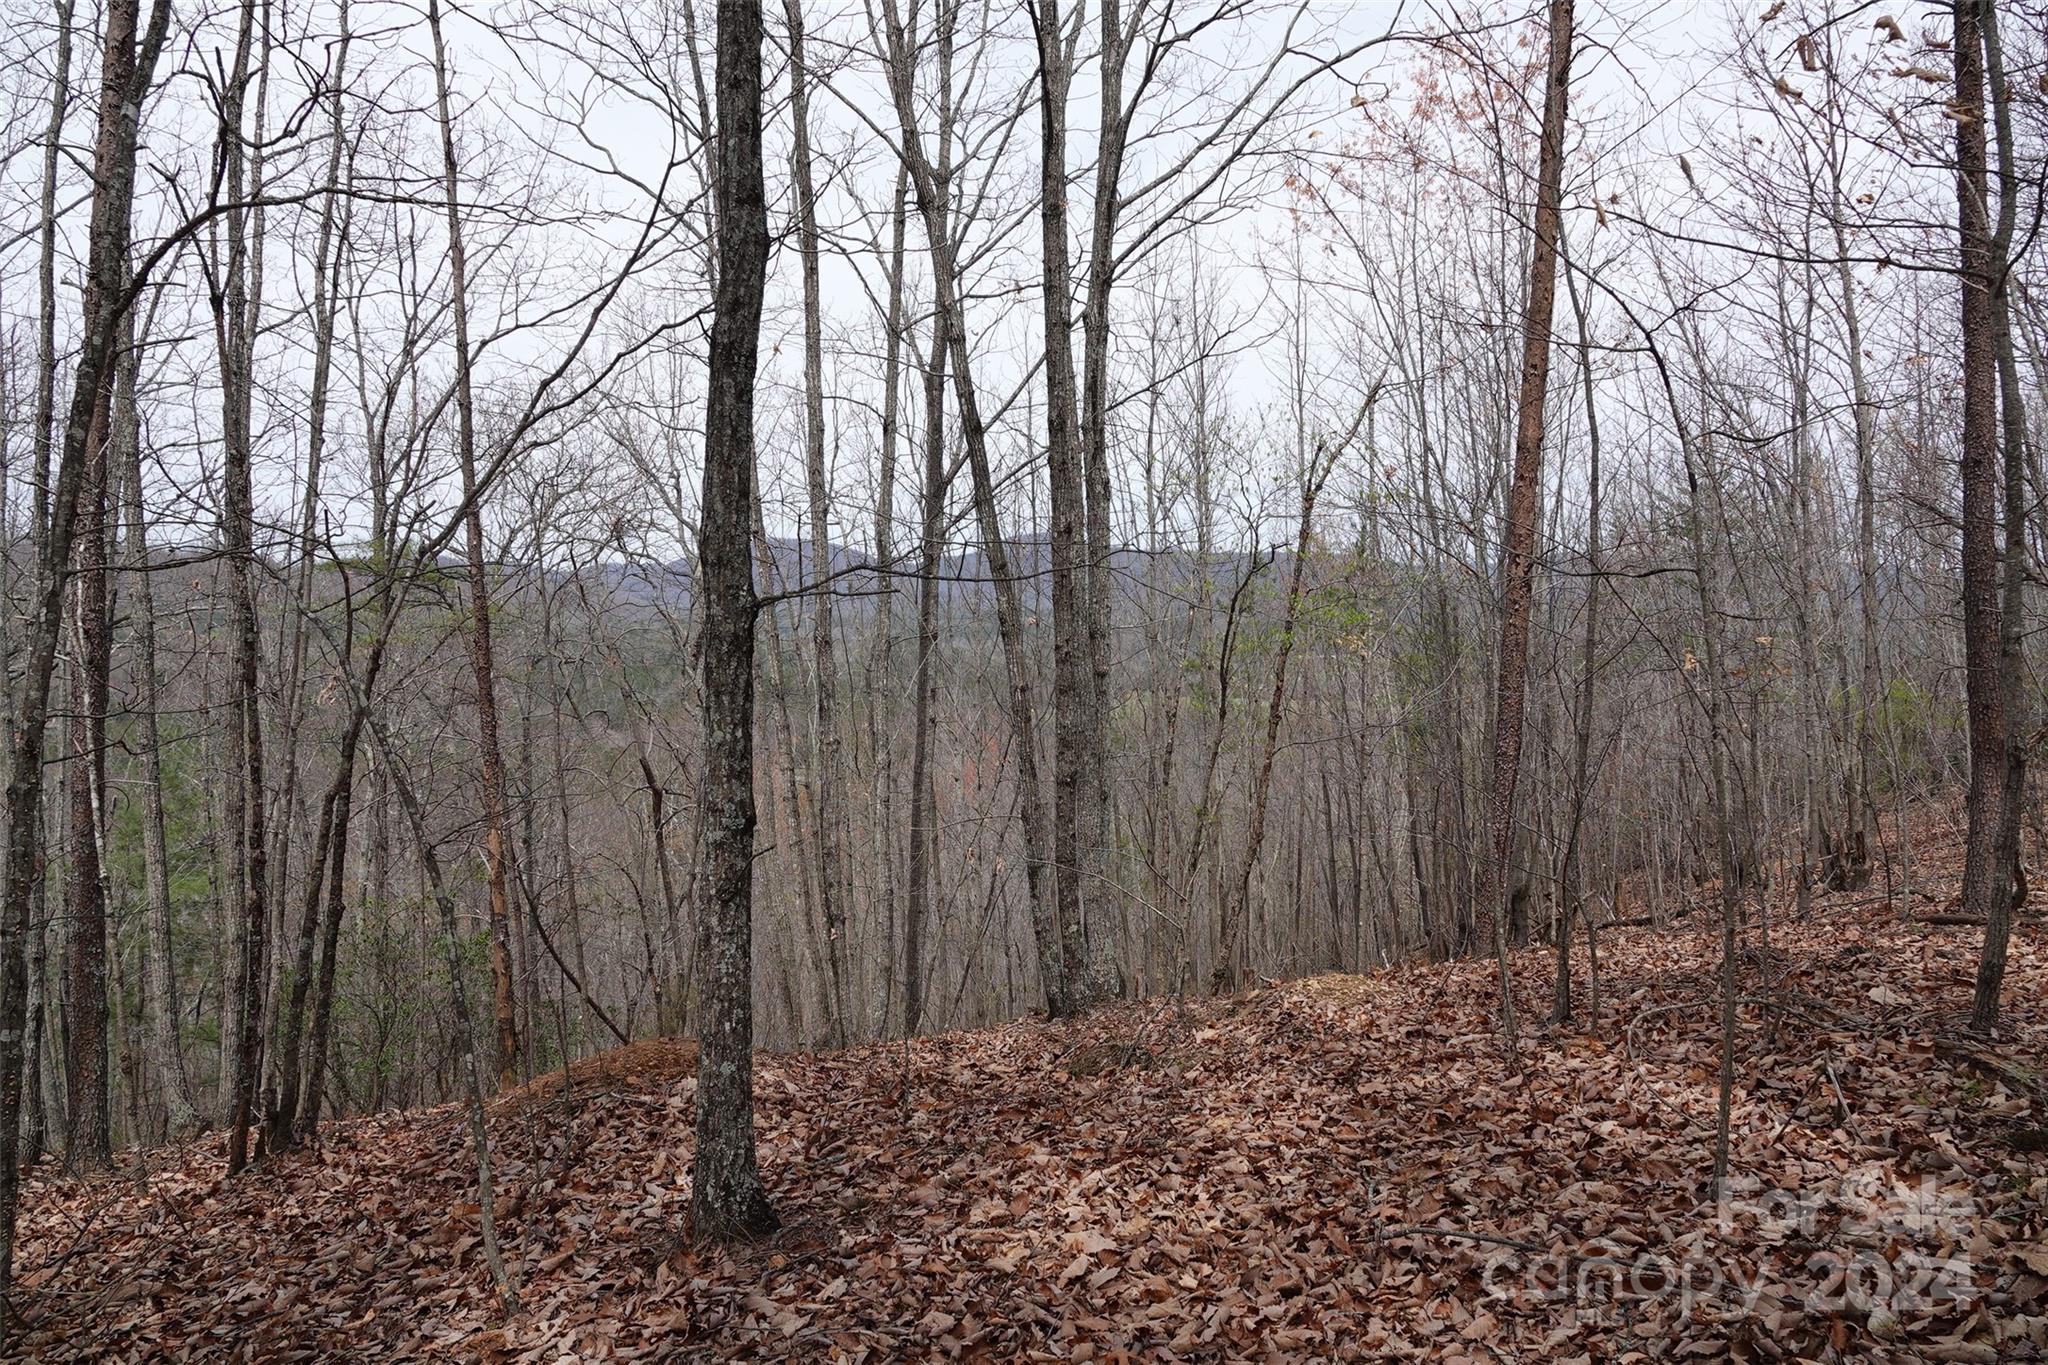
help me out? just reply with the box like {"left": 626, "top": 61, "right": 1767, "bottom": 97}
{"left": 7, "top": 803, "right": 2042, "bottom": 1362}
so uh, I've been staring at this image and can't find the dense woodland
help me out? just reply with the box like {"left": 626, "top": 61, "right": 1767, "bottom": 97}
{"left": 0, "top": 0, "right": 2044, "bottom": 1352}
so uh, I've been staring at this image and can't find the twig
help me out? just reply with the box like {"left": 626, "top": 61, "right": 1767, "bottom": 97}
{"left": 1822, "top": 1061, "right": 1864, "bottom": 1144}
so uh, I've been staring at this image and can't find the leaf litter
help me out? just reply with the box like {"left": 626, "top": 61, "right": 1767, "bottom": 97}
{"left": 11, "top": 832, "right": 2046, "bottom": 1361}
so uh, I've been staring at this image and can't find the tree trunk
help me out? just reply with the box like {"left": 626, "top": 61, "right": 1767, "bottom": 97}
{"left": 1033, "top": 0, "right": 1097, "bottom": 1016}
{"left": 427, "top": 0, "right": 522, "bottom": 1090}
{"left": 1954, "top": 0, "right": 2008, "bottom": 937}
{"left": 1974, "top": 0, "right": 2025, "bottom": 1031}
{"left": 782, "top": 0, "right": 849, "bottom": 1042}
{"left": 61, "top": 307, "right": 114, "bottom": 1172}
{"left": 1218, "top": 443, "right": 1343, "bottom": 989}
{"left": 1477, "top": 0, "right": 1572, "bottom": 1064}
{"left": 691, "top": 0, "right": 778, "bottom": 1244}
{"left": 116, "top": 312, "right": 201, "bottom": 1137}
{"left": 903, "top": 314, "right": 946, "bottom": 1038}
{"left": 0, "top": 0, "right": 171, "bottom": 1306}
{"left": 1553, "top": 261, "right": 1603, "bottom": 1025}
{"left": 217, "top": 0, "right": 273, "bottom": 1178}
{"left": 869, "top": 165, "right": 908, "bottom": 1037}
{"left": 1078, "top": 0, "right": 1136, "bottom": 1004}
{"left": 881, "top": 0, "right": 1067, "bottom": 1019}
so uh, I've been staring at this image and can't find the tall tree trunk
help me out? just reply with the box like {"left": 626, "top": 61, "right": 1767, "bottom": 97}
{"left": 1477, "top": 0, "right": 1572, "bottom": 1064}
{"left": 1975, "top": 0, "right": 2025, "bottom": 1030}
{"left": 354, "top": 700, "right": 519, "bottom": 1313}
{"left": 275, "top": 665, "right": 379, "bottom": 1144}
{"left": 1954, "top": 0, "right": 2008, "bottom": 937}
{"left": 782, "top": 0, "right": 849, "bottom": 1042}
{"left": 1829, "top": 209, "right": 1880, "bottom": 890}
{"left": 1077, "top": 0, "right": 1136, "bottom": 1003}
{"left": 264, "top": 6, "right": 353, "bottom": 1147}
{"left": 881, "top": 0, "right": 1067, "bottom": 1018}
{"left": 1553, "top": 262, "right": 1603, "bottom": 1025}
{"left": 427, "top": 0, "right": 522, "bottom": 1087}
{"left": 869, "top": 165, "right": 908, "bottom": 1037}
{"left": 217, "top": 0, "right": 272, "bottom": 1178}
{"left": 17, "top": 0, "right": 75, "bottom": 1180}
{"left": 298, "top": 445, "right": 399, "bottom": 1143}
{"left": 1034, "top": 0, "right": 1099, "bottom": 1014}
{"left": 61, "top": 309, "right": 114, "bottom": 1172}
{"left": 117, "top": 314, "right": 200, "bottom": 1137}
{"left": 691, "top": 0, "right": 778, "bottom": 1244}
{"left": 903, "top": 309, "right": 950, "bottom": 1038}
{"left": 0, "top": 0, "right": 171, "bottom": 1307}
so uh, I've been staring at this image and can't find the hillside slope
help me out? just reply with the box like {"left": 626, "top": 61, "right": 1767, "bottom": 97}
{"left": 11, "top": 861, "right": 2047, "bottom": 1360}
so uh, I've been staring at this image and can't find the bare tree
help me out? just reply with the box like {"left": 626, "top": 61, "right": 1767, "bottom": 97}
{"left": 691, "top": 0, "right": 779, "bottom": 1244}
{"left": 783, "top": 0, "right": 850, "bottom": 1040}
{"left": 1476, "top": 0, "right": 1573, "bottom": 1063}
{"left": 1953, "top": 0, "right": 2007, "bottom": 944}
{"left": 427, "top": 0, "right": 524, "bottom": 1089}
{"left": 1973, "top": 0, "right": 2026, "bottom": 1032}
{"left": 0, "top": 0, "right": 172, "bottom": 1306}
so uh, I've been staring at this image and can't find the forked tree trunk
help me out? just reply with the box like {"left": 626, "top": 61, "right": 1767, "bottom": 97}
{"left": 0, "top": 0, "right": 171, "bottom": 1308}
{"left": 881, "top": 0, "right": 1067, "bottom": 1018}
{"left": 1218, "top": 439, "right": 1346, "bottom": 988}
{"left": 266, "top": 8, "right": 353, "bottom": 1149}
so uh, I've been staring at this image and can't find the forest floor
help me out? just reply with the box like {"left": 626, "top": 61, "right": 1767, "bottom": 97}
{"left": 11, "top": 823, "right": 2048, "bottom": 1361}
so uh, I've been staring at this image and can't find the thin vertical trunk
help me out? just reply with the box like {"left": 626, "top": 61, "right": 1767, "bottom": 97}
{"left": 869, "top": 166, "right": 908, "bottom": 1037}
{"left": 15, "top": 0, "right": 72, "bottom": 1174}
{"left": 749, "top": 487, "right": 826, "bottom": 1029}
{"left": 276, "top": 668, "right": 379, "bottom": 1143}
{"left": 1078, "top": 0, "right": 1135, "bottom": 1002}
{"left": 1828, "top": 211, "right": 1880, "bottom": 889}
{"left": 1477, "top": 0, "right": 1572, "bottom": 1065}
{"left": 299, "top": 470, "right": 397, "bottom": 1142}
{"left": 904, "top": 315, "right": 947, "bottom": 1037}
{"left": 29, "top": 0, "right": 73, "bottom": 568}
{"left": 1218, "top": 442, "right": 1344, "bottom": 988}
{"left": 266, "top": 7, "right": 353, "bottom": 1147}
{"left": 782, "top": 0, "right": 848, "bottom": 1042}
{"left": 427, "top": 0, "right": 522, "bottom": 1087}
{"left": 639, "top": 750, "right": 681, "bottom": 1034}
{"left": 118, "top": 314, "right": 200, "bottom": 1137}
{"left": 362, "top": 709, "right": 518, "bottom": 1313}
{"left": 294, "top": 747, "right": 354, "bottom": 1140}
{"left": 1652, "top": 268, "right": 1752, "bottom": 1190}
{"left": 217, "top": 0, "right": 272, "bottom": 1179}
{"left": 1690, "top": 428, "right": 1745, "bottom": 1192}
{"left": 1554, "top": 262, "right": 1603, "bottom": 1025}
{"left": 881, "top": 0, "right": 1066, "bottom": 1018}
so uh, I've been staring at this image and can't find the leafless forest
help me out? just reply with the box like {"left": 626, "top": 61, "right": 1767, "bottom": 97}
{"left": 0, "top": 0, "right": 2044, "bottom": 1351}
